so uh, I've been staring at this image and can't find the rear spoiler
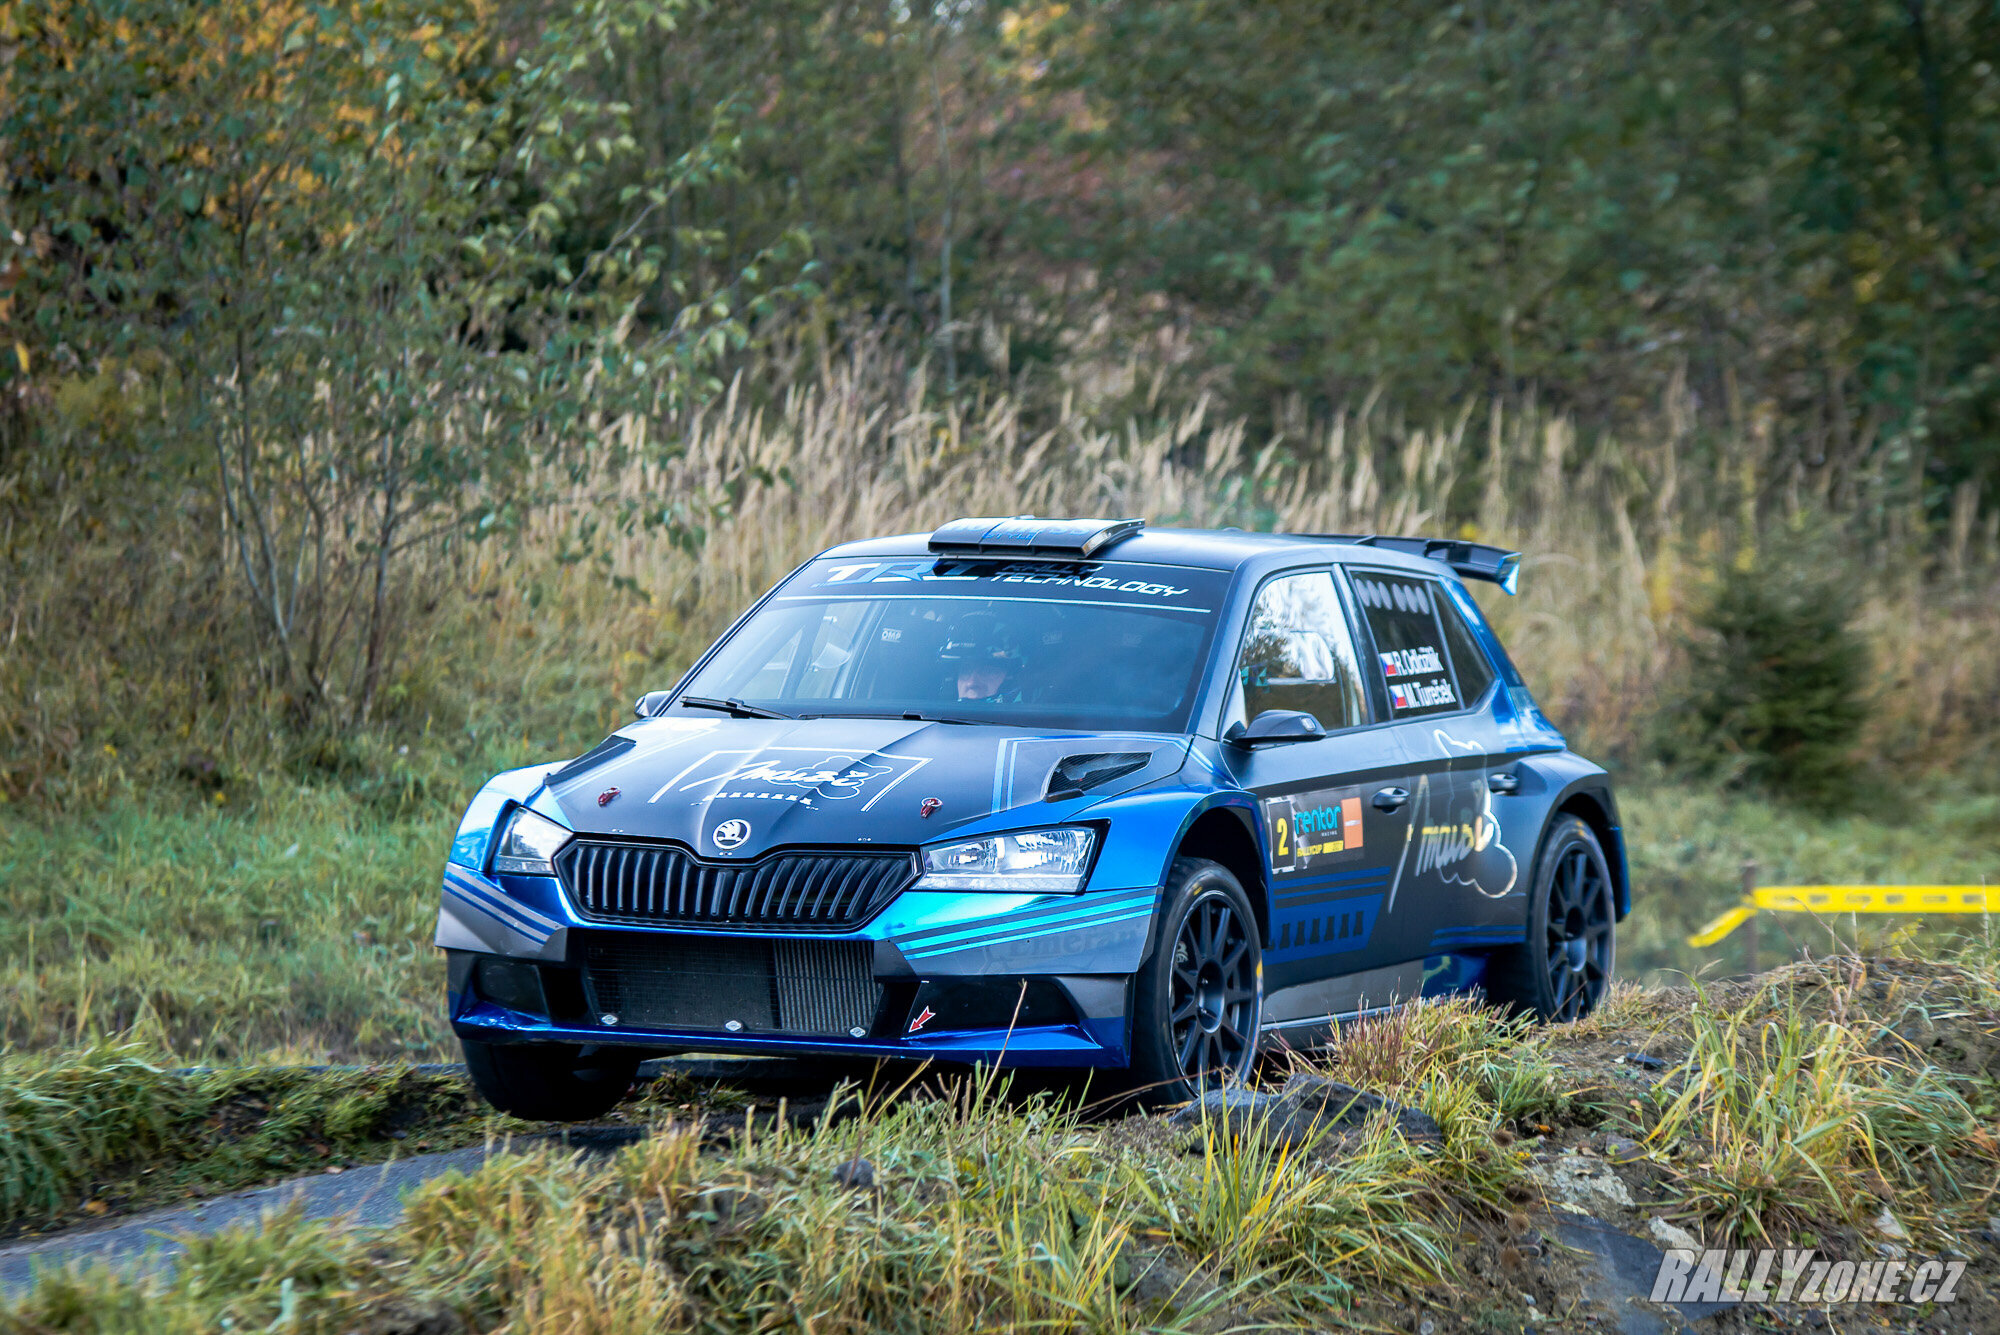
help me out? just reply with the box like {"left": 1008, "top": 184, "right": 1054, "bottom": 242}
{"left": 1308, "top": 534, "right": 1522, "bottom": 595}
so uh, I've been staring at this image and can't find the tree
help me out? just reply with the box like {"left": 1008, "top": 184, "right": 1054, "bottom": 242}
{"left": 3, "top": 0, "right": 813, "bottom": 725}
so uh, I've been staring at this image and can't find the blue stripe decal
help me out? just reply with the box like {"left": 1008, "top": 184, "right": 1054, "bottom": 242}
{"left": 1272, "top": 867, "right": 1391, "bottom": 893}
{"left": 896, "top": 897, "right": 1154, "bottom": 955}
{"left": 893, "top": 888, "right": 1156, "bottom": 949}
{"left": 1427, "top": 927, "right": 1526, "bottom": 947}
{"left": 443, "top": 874, "right": 555, "bottom": 944}
{"left": 445, "top": 883, "right": 551, "bottom": 945}
{"left": 444, "top": 881, "right": 553, "bottom": 945}
{"left": 1273, "top": 885, "right": 1393, "bottom": 911}
{"left": 444, "top": 867, "right": 562, "bottom": 930}
{"left": 903, "top": 906, "right": 1157, "bottom": 961}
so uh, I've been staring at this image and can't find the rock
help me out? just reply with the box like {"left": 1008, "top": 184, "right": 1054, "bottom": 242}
{"left": 1872, "top": 1206, "right": 1909, "bottom": 1242}
{"left": 351, "top": 1299, "right": 467, "bottom": 1335}
{"left": 832, "top": 1157, "right": 876, "bottom": 1191}
{"left": 1982, "top": 1216, "right": 2000, "bottom": 1245}
{"left": 1171, "top": 1085, "right": 1280, "bottom": 1128}
{"left": 1602, "top": 1136, "right": 1645, "bottom": 1164}
{"left": 1648, "top": 1216, "right": 1702, "bottom": 1253}
{"left": 1620, "top": 1051, "right": 1666, "bottom": 1071}
{"left": 1110, "top": 1237, "right": 1193, "bottom": 1312}
{"left": 1171, "top": 1075, "right": 1442, "bottom": 1149}
{"left": 1527, "top": 1151, "right": 1635, "bottom": 1215}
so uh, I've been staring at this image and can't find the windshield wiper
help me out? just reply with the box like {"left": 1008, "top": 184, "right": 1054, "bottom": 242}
{"left": 678, "top": 696, "right": 792, "bottom": 720}
{"left": 801, "top": 710, "right": 983, "bottom": 726}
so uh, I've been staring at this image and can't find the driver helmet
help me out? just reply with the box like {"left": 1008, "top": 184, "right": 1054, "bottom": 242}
{"left": 938, "top": 612, "right": 1023, "bottom": 667}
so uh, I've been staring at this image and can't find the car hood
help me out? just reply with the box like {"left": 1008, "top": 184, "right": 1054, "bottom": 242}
{"left": 539, "top": 715, "right": 1190, "bottom": 857}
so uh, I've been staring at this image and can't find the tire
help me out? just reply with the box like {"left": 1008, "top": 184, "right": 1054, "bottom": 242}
{"left": 1485, "top": 815, "right": 1616, "bottom": 1022}
{"left": 1125, "top": 857, "right": 1264, "bottom": 1106}
{"left": 460, "top": 1039, "right": 639, "bottom": 1122}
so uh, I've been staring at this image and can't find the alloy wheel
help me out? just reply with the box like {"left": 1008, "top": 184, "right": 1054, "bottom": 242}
{"left": 1168, "top": 893, "right": 1258, "bottom": 1088}
{"left": 1544, "top": 841, "right": 1614, "bottom": 1020}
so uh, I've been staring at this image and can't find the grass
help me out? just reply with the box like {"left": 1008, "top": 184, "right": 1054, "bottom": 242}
{"left": 1630, "top": 956, "right": 2000, "bottom": 1247}
{"left": 0, "top": 1048, "right": 496, "bottom": 1237}
{"left": 2, "top": 1068, "right": 1497, "bottom": 1331}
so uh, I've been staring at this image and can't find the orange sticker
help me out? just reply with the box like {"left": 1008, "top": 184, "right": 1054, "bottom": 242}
{"left": 1340, "top": 796, "right": 1364, "bottom": 850}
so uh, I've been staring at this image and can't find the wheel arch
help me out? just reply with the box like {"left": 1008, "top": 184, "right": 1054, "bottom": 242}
{"left": 1546, "top": 784, "right": 1629, "bottom": 919}
{"left": 1170, "top": 800, "right": 1271, "bottom": 946}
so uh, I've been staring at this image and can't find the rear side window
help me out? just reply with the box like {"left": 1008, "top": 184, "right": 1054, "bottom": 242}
{"left": 1231, "top": 571, "right": 1369, "bottom": 731}
{"left": 1435, "top": 590, "right": 1498, "bottom": 704}
{"left": 1350, "top": 572, "right": 1465, "bottom": 718}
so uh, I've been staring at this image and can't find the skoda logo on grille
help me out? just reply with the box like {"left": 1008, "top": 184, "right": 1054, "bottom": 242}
{"left": 711, "top": 818, "right": 752, "bottom": 851}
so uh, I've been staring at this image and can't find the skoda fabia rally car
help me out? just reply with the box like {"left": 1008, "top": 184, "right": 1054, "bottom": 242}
{"left": 437, "top": 518, "right": 1626, "bottom": 1119}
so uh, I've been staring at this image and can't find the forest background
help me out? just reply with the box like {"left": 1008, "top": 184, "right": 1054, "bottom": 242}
{"left": 3, "top": 0, "right": 2000, "bottom": 1063}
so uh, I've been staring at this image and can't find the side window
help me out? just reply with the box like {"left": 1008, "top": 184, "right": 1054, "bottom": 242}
{"left": 1435, "top": 589, "right": 1498, "bottom": 704}
{"left": 1350, "top": 572, "right": 1465, "bottom": 718}
{"left": 1230, "top": 571, "right": 1369, "bottom": 731}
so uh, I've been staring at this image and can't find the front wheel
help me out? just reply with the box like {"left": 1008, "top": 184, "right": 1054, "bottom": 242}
{"left": 1485, "top": 814, "right": 1616, "bottom": 1022}
{"left": 460, "top": 1039, "right": 639, "bottom": 1122}
{"left": 1125, "top": 858, "right": 1263, "bottom": 1105}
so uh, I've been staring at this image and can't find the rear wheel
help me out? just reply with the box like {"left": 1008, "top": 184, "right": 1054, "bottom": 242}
{"left": 1125, "top": 858, "right": 1263, "bottom": 1105}
{"left": 460, "top": 1039, "right": 639, "bottom": 1121}
{"left": 1486, "top": 815, "right": 1616, "bottom": 1022}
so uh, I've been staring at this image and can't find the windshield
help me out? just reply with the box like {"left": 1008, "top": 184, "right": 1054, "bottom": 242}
{"left": 676, "top": 556, "right": 1231, "bottom": 731}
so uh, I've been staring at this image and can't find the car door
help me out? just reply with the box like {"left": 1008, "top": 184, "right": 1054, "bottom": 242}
{"left": 1344, "top": 567, "right": 1529, "bottom": 960}
{"left": 1218, "top": 570, "right": 1413, "bottom": 997}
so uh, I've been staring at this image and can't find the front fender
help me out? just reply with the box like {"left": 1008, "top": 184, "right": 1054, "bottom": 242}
{"left": 446, "top": 763, "right": 561, "bottom": 870}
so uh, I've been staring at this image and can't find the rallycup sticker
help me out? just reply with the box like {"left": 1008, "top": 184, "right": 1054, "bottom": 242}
{"left": 1263, "top": 786, "right": 1365, "bottom": 876}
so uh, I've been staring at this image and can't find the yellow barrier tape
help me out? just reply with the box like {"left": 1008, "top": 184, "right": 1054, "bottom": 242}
{"left": 1753, "top": 885, "right": 2000, "bottom": 914}
{"left": 1685, "top": 886, "right": 1998, "bottom": 946}
{"left": 1687, "top": 904, "right": 1757, "bottom": 948}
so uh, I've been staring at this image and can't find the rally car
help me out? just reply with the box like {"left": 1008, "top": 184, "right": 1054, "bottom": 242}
{"left": 437, "top": 518, "right": 1626, "bottom": 1118}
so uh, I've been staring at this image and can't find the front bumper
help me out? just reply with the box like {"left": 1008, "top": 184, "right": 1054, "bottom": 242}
{"left": 437, "top": 868, "right": 1161, "bottom": 1068}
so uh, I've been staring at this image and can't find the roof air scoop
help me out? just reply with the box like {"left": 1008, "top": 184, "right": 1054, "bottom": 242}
{"left": 929, "top": 516, "right": 1145, "bottom": 559}
{"left": 1045, "top": 751, "right": 1154, "bottom": 802}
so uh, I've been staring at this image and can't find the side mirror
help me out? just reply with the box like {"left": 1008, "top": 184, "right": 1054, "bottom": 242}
{"left": 634, "top": 690, "right": 672, "bottom": 719}
{"left": 1223, "top": 709, "right": 1326, "bottom": 748}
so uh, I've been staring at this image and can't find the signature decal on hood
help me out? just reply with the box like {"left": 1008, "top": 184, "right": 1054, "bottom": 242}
{"left": 649, "top": 747, "right": 933, "bottom": 810}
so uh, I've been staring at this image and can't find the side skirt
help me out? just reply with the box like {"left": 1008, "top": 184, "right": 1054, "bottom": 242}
{"left": 1259, "top": 957, "right": 1484, "bottom": 1052}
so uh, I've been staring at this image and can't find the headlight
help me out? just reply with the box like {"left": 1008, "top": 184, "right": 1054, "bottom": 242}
{"left": 491, "top": 807, "right": 571, "bottom": 876}
{"left": 913, "top": 827, "right": 1096, "bottom": 894}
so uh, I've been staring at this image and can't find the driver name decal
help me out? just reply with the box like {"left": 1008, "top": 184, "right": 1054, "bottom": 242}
{"left": 1378, "top": 646, "right": 1444, "bottom": 677}
{"left": 650, "top": 748, "right": 931, "bottom": 810}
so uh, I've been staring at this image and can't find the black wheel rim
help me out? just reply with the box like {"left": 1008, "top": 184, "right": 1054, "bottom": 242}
{"left": 1168, "top": 893, "right": 1258, "bottom": 1089}
{"left": 1544, "top": 840, "right": 1614, "bottom": 1021}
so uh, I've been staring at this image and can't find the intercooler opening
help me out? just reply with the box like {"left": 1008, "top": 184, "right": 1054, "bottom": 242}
{"left": 576, "top": 932, "right": 882, "bottom": 1037}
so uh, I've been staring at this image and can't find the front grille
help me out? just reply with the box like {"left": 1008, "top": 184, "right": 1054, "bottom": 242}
{"left": 557, "top": 841, "right": 914, "bottom": 931}
{"left": 577, "top": 934, "right": 881, "bottom": 1036}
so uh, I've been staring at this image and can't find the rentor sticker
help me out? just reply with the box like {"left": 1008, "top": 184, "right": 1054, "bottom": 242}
{"left": 1264, "top": 785, "right": 1365, "bottom": 875}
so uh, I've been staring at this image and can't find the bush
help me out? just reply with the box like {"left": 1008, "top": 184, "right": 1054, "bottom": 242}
{"left": 1658, "top": 526, "right": 1868, "bottom": 805}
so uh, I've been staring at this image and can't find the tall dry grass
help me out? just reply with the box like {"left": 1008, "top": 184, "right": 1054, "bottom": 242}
{"left": 497, "top": 333, "right": 2000, "bottom": 775}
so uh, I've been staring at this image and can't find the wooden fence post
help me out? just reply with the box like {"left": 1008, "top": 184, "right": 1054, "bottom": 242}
{"left": 1741, "top": 858, "right": 1759, "bottom": 976}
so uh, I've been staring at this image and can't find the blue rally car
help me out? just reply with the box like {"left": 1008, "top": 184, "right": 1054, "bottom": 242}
{"left": 437, "top": 519, "right": 1626, "bottom": 1118}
